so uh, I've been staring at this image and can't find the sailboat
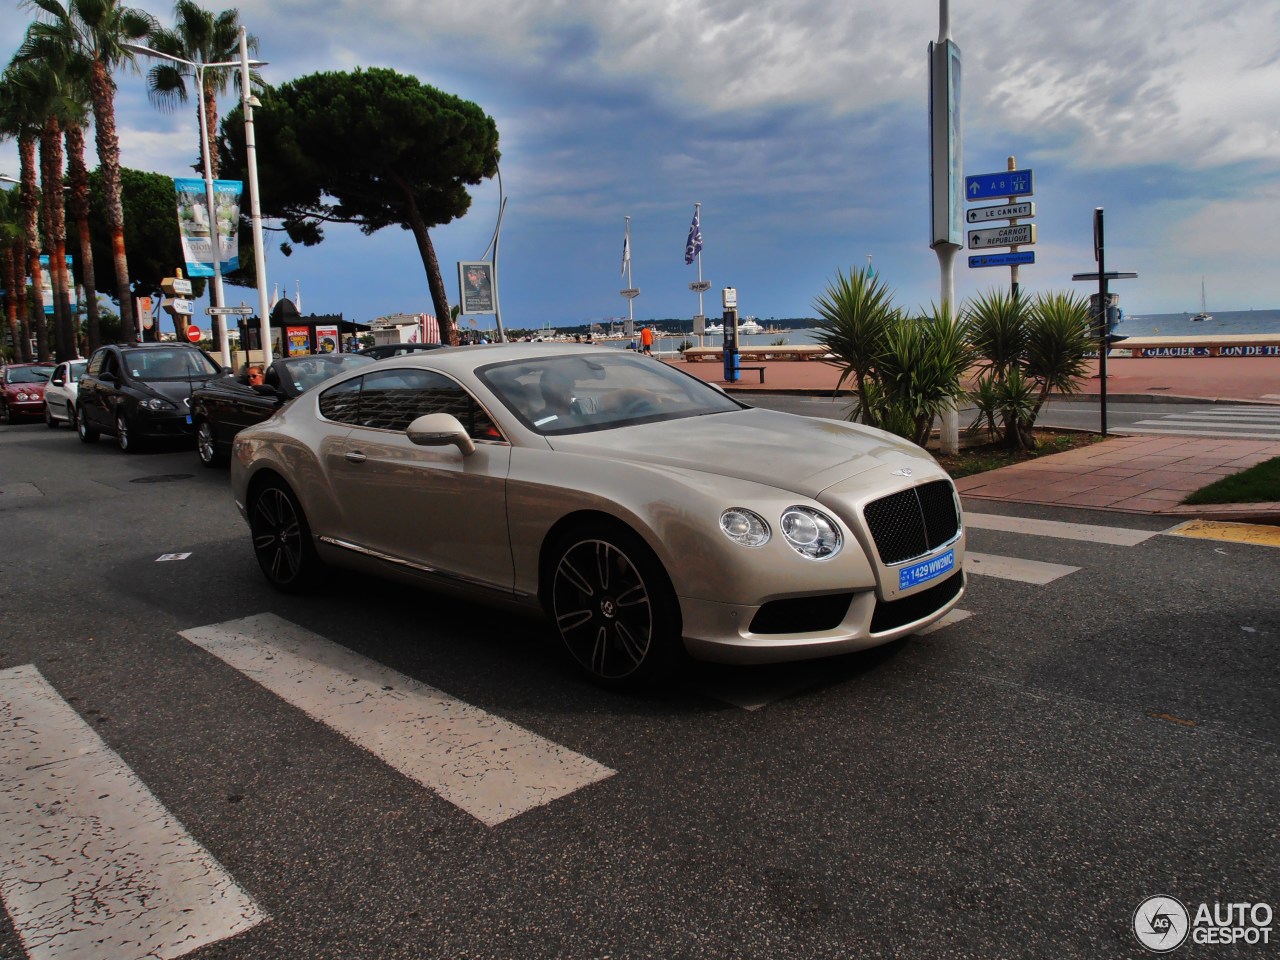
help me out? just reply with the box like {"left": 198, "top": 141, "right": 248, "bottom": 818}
{"left": 1191, "top": 278, "right": 1212, "bottom": 322}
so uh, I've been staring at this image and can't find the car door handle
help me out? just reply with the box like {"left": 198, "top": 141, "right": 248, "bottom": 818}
{"left": 345, "top": 451, "right": 367, "bottom": 464}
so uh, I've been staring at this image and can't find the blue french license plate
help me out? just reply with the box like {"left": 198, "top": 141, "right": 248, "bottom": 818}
{"left": 899, "top": 550, "right": 956, "bottom": 590}
{"left": 186, "top": 415, "right": 192, "bottom": 424}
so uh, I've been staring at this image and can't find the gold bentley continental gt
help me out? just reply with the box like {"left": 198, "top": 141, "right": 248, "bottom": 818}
{"left": 230, "top": 343, "right": 965, "bottom": 684}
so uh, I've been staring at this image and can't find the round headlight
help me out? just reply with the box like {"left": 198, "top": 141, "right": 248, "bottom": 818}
{"left": 16, "top": 392, "right": 29, "bottom": 401}
{"left": 719, "top": 507, "right": 770, "bottom": 547}
{"left": 780, "top": 506, "right": 842, "bottom": 560}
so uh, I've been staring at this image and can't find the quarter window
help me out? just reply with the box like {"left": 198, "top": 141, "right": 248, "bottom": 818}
{"left": 355, "top": 369, "right": 502, "bottom": 439}
{"left": 318, "top": 377, "right": 362, "bottom": 424}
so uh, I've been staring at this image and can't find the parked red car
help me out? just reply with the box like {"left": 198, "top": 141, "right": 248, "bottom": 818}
{"left": 1, "top": 362, "right": 57, "bottom": 423}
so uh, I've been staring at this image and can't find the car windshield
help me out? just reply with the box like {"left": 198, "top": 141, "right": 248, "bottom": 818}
{"left": 276, "top": 354, "right": 374, "bottom": 395}
{"left": 9, "top": 365, "right": 57, "bottom": 384}
{"left": 124, "top": 348, "right": 221, "bottom": 381}
{"left": 479, "top": 352, "right": 743, "bottom": 435}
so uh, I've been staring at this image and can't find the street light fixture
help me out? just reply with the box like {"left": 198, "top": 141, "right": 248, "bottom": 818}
{"left": 123, "top": 40, "right": 268, "bottom": 367}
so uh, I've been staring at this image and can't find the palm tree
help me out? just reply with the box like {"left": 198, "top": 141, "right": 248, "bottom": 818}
{"left": 145, "top": 1, "right": 256, "bottom": 180}
{"left": 65, "top": 108, "right": 102, "bottom": 352}
{"left": 21, "top": 0, "right": 156, "bottom": 339}
{"left": 0, "top": 65, "right": 51, "bottom": 360}
{"left": 812, "top": 267, "right": 900, "bottom": 426}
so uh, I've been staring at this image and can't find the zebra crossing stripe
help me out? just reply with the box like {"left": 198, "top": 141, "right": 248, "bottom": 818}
{"left": 1118, "top": 427, "right": 1280, "bottom": 440}
{"left": 0, "top": 664, "right": 266, "bottom": 960}
{"left": 964, "top": 552, "right": 1080, "bottom": 584}
{"left": 965, "top": 512, "right": 1158, "bottom": 546}
{"left": 179, "top": 614, "right": 614, "bottom": 827}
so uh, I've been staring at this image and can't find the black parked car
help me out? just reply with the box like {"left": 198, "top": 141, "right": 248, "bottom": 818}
{"left": 354, "top": 342, "right": 446, "bottom": 360}
{"left": 77, "top": 343, "right": 223, "bottom": 452}
{"left": 191, "top": 352, "right": 374, "bottom": 466}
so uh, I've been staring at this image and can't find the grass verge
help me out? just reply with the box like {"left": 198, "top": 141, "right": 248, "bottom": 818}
{"left": 1182, "top": 456, "right": 1280, "bottom": 505}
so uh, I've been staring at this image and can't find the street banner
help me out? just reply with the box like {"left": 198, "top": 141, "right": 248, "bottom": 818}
{"left": 286, "top": 325, "right": 310, "bottom": 356}
{"left": 316, "top": 324, "right": 339, "bottom": 353}
{"left": 174, "top": 178, "right": 241, "bottom": 277}
{"left": 38, "top": 255, "right": 77, "bottom": 315}
{"left": 458, "top": 261, "right": 495, "bottom": 315}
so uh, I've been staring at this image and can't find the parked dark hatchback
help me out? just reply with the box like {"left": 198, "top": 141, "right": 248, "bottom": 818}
{"left": 191, "top": 352, "right": 374, "bottom": 466}
{"left": 1, "top": 362, "right": 57, "bottom": 423}
{"left": 77, "top": 343, "right": 223, "bottom": 452}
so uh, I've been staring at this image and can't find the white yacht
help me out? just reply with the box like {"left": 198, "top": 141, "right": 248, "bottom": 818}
{"left": 1191, "top": 278, "right": 1212, "bottom": 322}
{"left": 738, "top": 317, "right": 763, "bottom": 335}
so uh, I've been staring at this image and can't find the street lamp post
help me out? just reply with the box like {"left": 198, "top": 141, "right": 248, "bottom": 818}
{"left": 237, "top": 26, "right": 272, "bottom": 364}
{"left": 124, "top": 42, "right": 268, "bottom": 369}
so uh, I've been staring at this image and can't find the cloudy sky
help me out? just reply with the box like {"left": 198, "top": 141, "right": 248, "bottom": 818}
{"left": 3, "top": 0, "right": 1279, "bottom": 330}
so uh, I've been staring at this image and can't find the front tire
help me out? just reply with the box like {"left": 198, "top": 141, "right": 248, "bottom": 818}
{"left": 45, "top": 405, "right": 59, "bottom": 428}
{"left": 195, "top": 419, "right": 225, "bottom": 467}
{"left": 116, "top": 413, "right": 144, "bottom": 453}
{"left": 76, "top": 405, "right": 99, "bottom": 443}
{"left": 249, "top": 478, "right": 320, "bottom": 593}
{"left": 546, "top": 521, "right": 683, "bottom": 685}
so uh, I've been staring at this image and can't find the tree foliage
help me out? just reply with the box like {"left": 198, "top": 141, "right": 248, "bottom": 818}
{"left": 220, "top": 66, "right": 499, "bottom": 344}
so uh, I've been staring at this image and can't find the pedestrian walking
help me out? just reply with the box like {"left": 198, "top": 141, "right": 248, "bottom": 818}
{"left": 640, "top": 325, "right": 654, "bottom": 356}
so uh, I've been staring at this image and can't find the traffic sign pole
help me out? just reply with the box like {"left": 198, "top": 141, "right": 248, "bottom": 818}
{"left": 1006, "top": 156, "right": 1021, "bottom": 299}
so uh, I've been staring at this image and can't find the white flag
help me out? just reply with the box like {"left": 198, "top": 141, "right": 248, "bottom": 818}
{"left": 621, "top": 230, "right": 631, "bottom": 277}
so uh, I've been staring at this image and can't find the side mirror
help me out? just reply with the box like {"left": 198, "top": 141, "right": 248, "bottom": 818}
{"left": 99, "top": 371, "right": 116, "bottom": 384}
{"left": 51, "top": 377, "right": 65, "bottom": 386}
{"left": 406, "top": 413, "right": 475, "bottom": 456}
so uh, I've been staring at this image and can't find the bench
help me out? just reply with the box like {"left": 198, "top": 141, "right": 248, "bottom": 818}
{"left": 733, "top": 366, "right": 766, "bottom": 383}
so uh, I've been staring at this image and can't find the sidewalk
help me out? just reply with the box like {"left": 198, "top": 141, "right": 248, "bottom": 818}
{"left": 671, "top": 354, "right": 1280, "bottom": 522}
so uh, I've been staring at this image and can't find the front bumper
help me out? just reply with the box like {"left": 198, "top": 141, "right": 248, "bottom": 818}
{"left": 678, "top": 569, "right": 965, "bottom": 664}
{"left": 132, "top": 411, "right": 195, "bottom": 439}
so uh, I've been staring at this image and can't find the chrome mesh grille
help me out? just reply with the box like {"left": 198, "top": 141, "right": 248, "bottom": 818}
{"left": 862, "top": 480, "right": 960, "bottom": 565}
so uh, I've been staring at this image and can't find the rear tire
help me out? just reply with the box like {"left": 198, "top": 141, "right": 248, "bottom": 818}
{"left": 545, "top": 520, "right": 683, "bottom": 686}
{"left": 45, "top": 405, "right": 58, "bottom": 428}
{"left": 76, "top": 405, "right": 99, "bottom": 443}
{"left": 249, "top": 478, "right": 321, "bottom": 593}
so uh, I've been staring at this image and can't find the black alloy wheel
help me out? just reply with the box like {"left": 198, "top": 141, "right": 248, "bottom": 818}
{"left": 45, "top": 404, "right": 58, "bottom": 428}
{"left": 548, "top": 524, "right": 681, "bottom": 684}
{"left": 195, "top": 419, "right": 224, "bottom": 467}
{"left": 249, "top": 480, "right": 319, "bottom": 592}
{"left": 76, "top": 405, "right": 99, "bottom": 443}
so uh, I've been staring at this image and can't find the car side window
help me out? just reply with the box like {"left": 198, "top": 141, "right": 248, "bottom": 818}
{"left": 86, "top": 350, "right": 105, "bottom": 377}
{"left": 318, "top": 377, "right": 362, "bottom": 424}
{"left": 356, "top": 369, "right": 502, "bottom": 440}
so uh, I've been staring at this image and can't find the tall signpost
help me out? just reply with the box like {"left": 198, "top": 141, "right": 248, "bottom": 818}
{"left": 1072, "top": 207, "right": 1137, "bottom": 437}
{"left": 928, "top": 0, "right": 962, "bottom": 454}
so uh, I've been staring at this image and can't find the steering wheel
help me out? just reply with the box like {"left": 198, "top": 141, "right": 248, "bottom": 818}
{"left": 616, "top": 391, "right": 658, "bottom": 416}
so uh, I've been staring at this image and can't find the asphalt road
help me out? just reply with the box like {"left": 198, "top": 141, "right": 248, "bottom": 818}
{"left": 1, "top": 421, "right": 1277, "bottom": 959}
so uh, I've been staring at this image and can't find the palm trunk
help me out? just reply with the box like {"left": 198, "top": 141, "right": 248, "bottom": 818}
{"left": 40, "top": 117, "right": 76, "bottom": 362}
{"left": 4, "top": 244, "right": 22, "bottom": 359}
{"left": 66, "top": 123, "right": 101, "bottom": 353}
{"left": 89, "top": 59, "right": 134, "bottom": 337}
{"left": 18, "top": 133, "right": 50, "bottom": 361}
{"left": 204, "top": 84, "right": 219, "bottom": 180}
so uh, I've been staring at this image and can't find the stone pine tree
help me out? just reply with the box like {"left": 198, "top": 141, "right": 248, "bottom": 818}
{"left": 220, "top": 67, "right": 499, "bottom": 345}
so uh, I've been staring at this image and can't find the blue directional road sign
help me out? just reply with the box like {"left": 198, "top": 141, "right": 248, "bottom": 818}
{"left": 966, "top": 169, "right": 1033, "bottom": 201}
{"left": 969, "top": 251, "right": 1035, "bottom": 269}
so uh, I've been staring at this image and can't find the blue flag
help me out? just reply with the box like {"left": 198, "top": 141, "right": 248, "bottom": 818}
{"left": 684, "top": 208, "right": 702, "bottom": 265}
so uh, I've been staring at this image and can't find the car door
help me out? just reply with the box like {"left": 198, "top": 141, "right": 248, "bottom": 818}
{"left": 79, "top": 349, "right": 112, "bottom": 430}
{"left": 324, "top": 368, "right": 515, "bottom": 593}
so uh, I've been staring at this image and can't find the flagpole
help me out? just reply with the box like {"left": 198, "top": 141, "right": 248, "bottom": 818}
{"left": 695, "top": 202, "right": 704, "bottom": 346}
{"left": 625, "top": 216, "right": 634, "bottom": 326}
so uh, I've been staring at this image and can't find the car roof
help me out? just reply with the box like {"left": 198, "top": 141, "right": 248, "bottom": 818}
{"left": 366, "top": 341, "right": 620, "bottom": 371}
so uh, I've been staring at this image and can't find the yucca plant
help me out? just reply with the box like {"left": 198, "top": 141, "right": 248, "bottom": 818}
{"left": 1026, "top": 291, "right": 1094, "bottom": 418}
{"left": 964, "top": 287, "right": 1028, "bottom": 378}
{"left": 967, "top": 371, "right": 1002, "bottom": 441}
{"left": 813, "top": 267, "right": 899, "bottom": 426}
{"left": 872, "top": 307, "right": 972, "bottom": 447}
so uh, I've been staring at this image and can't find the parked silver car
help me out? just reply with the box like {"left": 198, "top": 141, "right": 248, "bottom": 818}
{"left": 230, "top": 344, "right": 965, "bottom": 684}
{"left": 43, "top": 359, "right": 88, "bottom": 429}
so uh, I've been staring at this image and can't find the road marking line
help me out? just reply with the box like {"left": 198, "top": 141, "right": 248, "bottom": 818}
{"left": 1115, "top": 427, "right": 1280, "bottom": 440}
{"left": 965, "top": 512, "right": 1158, "bottom": 546}
{"left": 0, "top": 664, "right": 266, "bottom": 960}
{"left": 1131, "top": 419, "right": 1280, "bottom": 429}
{"left": 917, "top": 607, "right": 973, "bottom": 635}
{"left": 964, "top": 552, "right": 1080, "bottom": 584}
{"left": 180, "top": 613, "right": 614, "bottom": 827}
{"left": 1164, "top": 520, "right": 1280, "bottom": 548}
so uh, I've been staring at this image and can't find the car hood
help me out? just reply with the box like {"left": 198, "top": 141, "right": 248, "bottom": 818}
{"left": 545, "top": 408, "right": 935, "bottom": 496}
{"left": 143, "top": 379, "right": 204, "bottom": 404}
{"left": 5, "top": 383, "right": 42, "bottom": 395}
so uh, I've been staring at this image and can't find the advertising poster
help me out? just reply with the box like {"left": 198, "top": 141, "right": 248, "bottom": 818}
{"left": 458, "top": 261, "right": 495, "bottom": 315}
{"left": 287, "top": 326, "right": 311, "bottom": 356}
{"left": 315, "top": 324, "right": 339, "bottom": 353}
{"left": 175, "top": 177, "right": 242, "bottom": 277}
{"left": 38, "top": 255, "right": 77, "bottom": 315}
